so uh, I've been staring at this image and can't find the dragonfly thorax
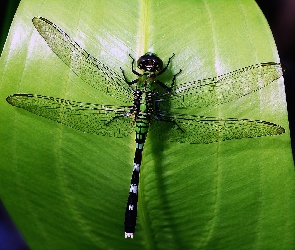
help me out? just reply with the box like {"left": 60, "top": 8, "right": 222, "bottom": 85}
{"left": 132, "top": 87, "right": 154, "bottom": 118}
{"left": 137, "top": 52, "right": 163, "bottom": 73}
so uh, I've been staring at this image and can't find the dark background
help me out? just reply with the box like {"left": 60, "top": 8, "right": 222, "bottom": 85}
{"left": 0, "top": 0, "right": 294, "bottom": 249}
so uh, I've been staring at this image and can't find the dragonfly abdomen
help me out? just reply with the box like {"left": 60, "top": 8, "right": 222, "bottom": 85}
{"left": 124, "top": 120, "right": 149, "bottom": 238}
{"left": 124, "top": 160, "right": 140, "bottom": 238}
{"left": 125, "top": 90, "right": 151, "bottom": 238}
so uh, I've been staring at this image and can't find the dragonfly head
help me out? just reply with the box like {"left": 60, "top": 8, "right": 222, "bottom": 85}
{"left": 137, "top": 52, "right": 163, "bottom": 73}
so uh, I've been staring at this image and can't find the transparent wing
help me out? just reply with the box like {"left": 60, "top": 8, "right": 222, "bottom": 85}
{"left": 32, "top": 17, "right": 133, "bottom": 104}
{"left": 7, "top": 94, "right": 134, "bottom": 138}
{"left": 162, "top": 62, "right": 283, "bottom": 109}
{"left": 151, "top": 112, "right": 285, "bottom": 144}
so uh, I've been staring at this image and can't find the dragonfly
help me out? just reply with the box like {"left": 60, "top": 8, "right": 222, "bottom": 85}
{"left": 6, "top": 17, "right": 285, "bottom": 239}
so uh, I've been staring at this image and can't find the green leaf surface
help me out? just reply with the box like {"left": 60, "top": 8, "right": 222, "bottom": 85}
{"left": 0, "top": 0, "right": 294, "bottom": 249}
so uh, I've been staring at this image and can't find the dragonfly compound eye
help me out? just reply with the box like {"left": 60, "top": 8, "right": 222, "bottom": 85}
{"left": 137, "top": 52, "right": 163, "bottom": 72}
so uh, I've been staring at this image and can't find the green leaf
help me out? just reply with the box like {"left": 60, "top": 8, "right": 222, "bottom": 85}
{"left": 1, "top": 0, "right": 294, "bottom": 249}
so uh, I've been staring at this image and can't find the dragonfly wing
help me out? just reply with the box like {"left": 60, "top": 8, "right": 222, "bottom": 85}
{"left": 151, "top": 113, "right": 285, "bottom": 144}
{"left": 32, "top": 17, "right": 133, "bottom": 104}
{"left": 165, "top": 63, "right": 283, "bottom": 109}
{"left": 7, "top": 94, "right": 134, "bottom": 138}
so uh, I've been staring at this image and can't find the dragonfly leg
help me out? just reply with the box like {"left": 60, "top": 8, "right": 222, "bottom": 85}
{"left": 104, "top": 112, "right": 134, "bottom": 128}
{"left": 120, "top": 67, "right": 139, "bottom": 86}
{"left": 155, "top": 114, "right": 185, "bottom": 133}
{"left": 157, "top": 53, "right": 175, "bottom": 76}
{"left": 157, "top": 68, "right": 182, "bottom": 91}
{"left": 129, "top": 54, "right": 142, "bottom": 76}
{"left": 170, "top": 69, "right": 182, "bottom": 90}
